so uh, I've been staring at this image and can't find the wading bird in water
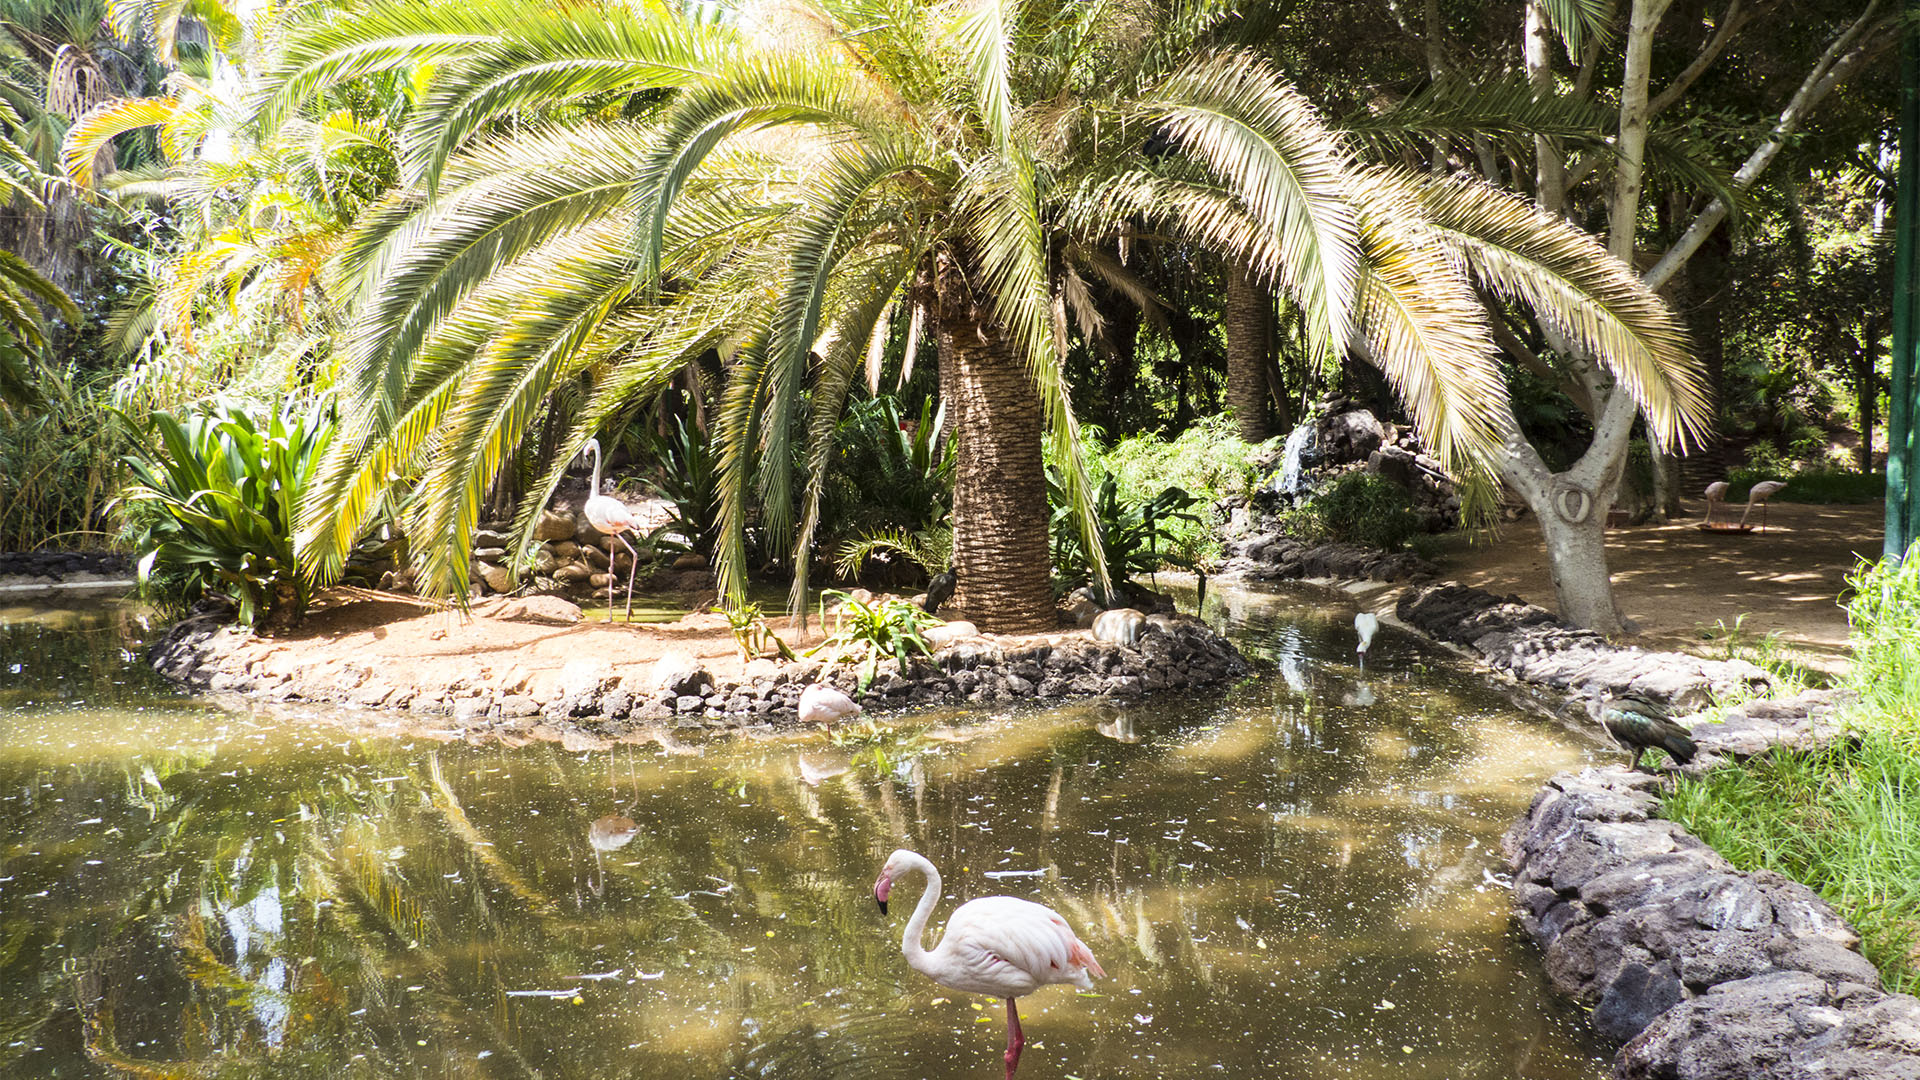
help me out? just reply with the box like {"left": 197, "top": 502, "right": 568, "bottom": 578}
{"left": 874, "top": 849, "right": 1104, "bottom": 1080}
{"left": 580, "top": 438, "right": 640, "bottom": 623}
{"left": 1354, "top": 612, "right": 1379, "bottom": 665}
{"left": 798, "top": 682, "right": 861, "bottom": 726}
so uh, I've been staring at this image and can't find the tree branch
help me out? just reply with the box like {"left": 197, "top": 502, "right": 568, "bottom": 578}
{"left": 1648, "top": 0, "right": 1754, "bottom": 117}
{"left": 1643, "top": 2, "right": 1896, "bottom": 291}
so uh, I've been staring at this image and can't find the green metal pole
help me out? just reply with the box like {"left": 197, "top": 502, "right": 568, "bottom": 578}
{"left": 1888, "top": 3, "right": 1920, "bottom": 559}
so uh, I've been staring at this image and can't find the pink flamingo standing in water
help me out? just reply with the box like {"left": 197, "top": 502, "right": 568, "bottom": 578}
{"left": 874, "top": 849, "right": 1104, "bottom": 1079}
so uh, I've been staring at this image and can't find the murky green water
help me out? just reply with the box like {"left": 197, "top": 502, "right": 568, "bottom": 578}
{"left": 0, "top": 588, "right": 1608, "bottom": 1079}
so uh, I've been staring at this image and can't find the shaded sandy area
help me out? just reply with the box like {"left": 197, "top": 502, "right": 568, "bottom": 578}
{"left": 1428, "top": 499, "right": 1883, "bottom": 675}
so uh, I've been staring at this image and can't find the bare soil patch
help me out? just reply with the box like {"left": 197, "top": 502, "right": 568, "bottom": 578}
{"left": 1428, "top": 499, "right": 1881, "bottom": 674}
{"left": 243, "top": 588, "right": 840, "bottom": 702}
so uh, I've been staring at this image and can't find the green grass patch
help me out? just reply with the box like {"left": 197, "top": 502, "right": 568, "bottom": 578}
{"left": 1726, "top": 467, "right": 1883, "bottom": 505}
{"left": 1666, "top": 551, "right": 1920, "bottom": 994}
{"left": 1665, "top": 735, "right": 1920, "bottom": 995}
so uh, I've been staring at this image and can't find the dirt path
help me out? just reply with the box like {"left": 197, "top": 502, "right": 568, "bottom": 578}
{"left": 1426, "top": 499, "right": 1883, "bottom": 675}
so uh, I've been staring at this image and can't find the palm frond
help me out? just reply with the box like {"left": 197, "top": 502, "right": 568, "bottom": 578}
{"left": 1348, "top": 176, "right": 1506, "bottom": 480}
{"left": 1146, "top": 48, "right": 1359, "bottom": 351}
{"left": 1386, "top": 169, "right": 1709, "bottom": 450}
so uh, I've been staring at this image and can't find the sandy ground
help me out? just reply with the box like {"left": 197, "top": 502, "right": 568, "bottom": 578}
{"left": 1428, "top": 498, "right": 1884, "bottom": 675}
{"left": 239, "top": 591, "right": 842, "bottom": 701}
{"left": 236, "top": 589, "right": 1082, "bottom": 706}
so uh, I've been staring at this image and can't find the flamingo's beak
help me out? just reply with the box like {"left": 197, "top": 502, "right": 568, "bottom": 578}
{"left": 874, "top": 873, "right": 892, "bottom": 915}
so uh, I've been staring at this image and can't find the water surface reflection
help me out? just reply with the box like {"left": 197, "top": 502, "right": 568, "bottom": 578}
{"left": 0, "top": 590, "right": 1607, "bottom": 1078}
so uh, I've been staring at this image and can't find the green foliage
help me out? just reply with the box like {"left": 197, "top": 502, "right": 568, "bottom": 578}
{"left": 1665, "top": 737, "right": 1920, "bottom": 996}
{"left": 1725, "top": 465, "right": 1885, "bottom": 505}
{"left": 0, "top": 367, "right": 125, "bottom": 549}
{"left": 811, "top": 589, "right": 940, "bottom": 693}
{"left": 1289, "top": 470, "right": 1421, "bottom": 551}
{"left": 633, "top": 410, "right": 720, "bottom": 560}
{"left": 1047, "top": 466, "right": 1200, "bottom": 598}
{"left": 115, "top": 397, "right": 335, "bottom": 626}
{"left": 721, "top": 600, "right": 794, "bottom": 661}
{"left": 822, "top": 395, "right": 954, "bottom": 539}
{"left": 834, "top": 525, "right": 951, "bottom": 580}
{"left": 1092, "top": 414, "right": 1266, "bottom": 559}
{"left": 1842, "top": 551, "right": 1920, "bottom": 734}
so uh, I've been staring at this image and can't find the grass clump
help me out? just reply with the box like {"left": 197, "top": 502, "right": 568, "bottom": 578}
{"left": 1665, "top": 737, "right": 1920, "bottom": 994}
{"left": 1667, "top": 551, "right": 1920, "bottom": 993}
{"left": 1726, "top": 466, "right": 1884, "bottom": 505}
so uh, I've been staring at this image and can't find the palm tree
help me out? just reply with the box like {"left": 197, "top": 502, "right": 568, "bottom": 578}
{"left": 267, "top": 0, "right": 1706, "bottom": 632}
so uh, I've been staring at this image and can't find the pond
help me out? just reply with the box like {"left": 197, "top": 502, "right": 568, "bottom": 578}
{"left": 0, "top": 587, "right": 1611, "bottom": 1079}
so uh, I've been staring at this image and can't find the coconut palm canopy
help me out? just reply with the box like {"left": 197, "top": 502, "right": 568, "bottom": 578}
{"left": 268, "top": 0, "right": 1707, "bottom": 631}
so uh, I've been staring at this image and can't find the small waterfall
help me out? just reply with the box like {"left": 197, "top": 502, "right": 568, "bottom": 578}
{"left": 1271, "top": 422, "right": 1318, "bottom": 497}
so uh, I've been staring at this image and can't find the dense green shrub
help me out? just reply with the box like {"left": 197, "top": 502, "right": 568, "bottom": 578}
{"left": 820, "top": 394, "right": 955, "bottom": 581}
{"left": 1057, "top": 415, "right": 1267, "bottom": 569}
{"left": 1046, "top": 468, "right": 1200, "bottom": 598}
{"left": 116, "top": 398, "right": 335, "bottom": 626}
{"left": 1726, "top": 466, "right": 1883, "bottom": 505}
{"left": 1299, "top": 471, "right": 1421, "bottom": 551}
{"left": 633, "top": 409, "right": 721, "bottom": 559}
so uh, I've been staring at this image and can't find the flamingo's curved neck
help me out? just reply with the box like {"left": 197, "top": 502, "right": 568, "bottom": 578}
{"left": 586, "top": 438, "right": 603, "bottom": 496}
{"left": 900, "top": 853, "right": 942, "bottom": 975}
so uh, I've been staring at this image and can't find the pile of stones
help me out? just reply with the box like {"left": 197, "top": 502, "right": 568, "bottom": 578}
{"left": 1213, "top": 534, "right": 1438, "bottom": 585}
{"left": 1397, "top": 582, "right": 1772, "bottom": 711}
{"left": 0, "top": 550, "right": 131, "bottom": 585}
{"left": 1507, "top": 767, "right": 1920, "bottom": 1078}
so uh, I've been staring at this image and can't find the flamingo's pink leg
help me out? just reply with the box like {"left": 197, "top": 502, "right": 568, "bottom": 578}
{"left": 1003, "top": 998, "right": 1024, "bottom": 1080}
{"left": 615, "top": 532, "right": 640, "bottom": 623}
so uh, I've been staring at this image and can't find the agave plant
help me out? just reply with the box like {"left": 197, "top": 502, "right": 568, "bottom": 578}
{"left": 264, "top": 0, "right": 1705, "bottom": 634}
{"left": 116, "top": 397, "right": 335, "bottom": 626}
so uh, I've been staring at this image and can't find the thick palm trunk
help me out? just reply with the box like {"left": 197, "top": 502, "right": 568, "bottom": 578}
{"left": 1224, "top": 263, "right": 1272, "bottom": 443}
{"left": 935, "top": 254, "right": 1056, "bottom": 634}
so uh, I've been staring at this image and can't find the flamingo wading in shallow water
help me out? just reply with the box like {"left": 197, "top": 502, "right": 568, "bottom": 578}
{"left": 1355, "top": 612, "right": 1379, "bottom": 664}
{"left": 874, "top": 849, "right": 1104, "bottom": 1080}
{"left": 581, "top": 438, "right": 640, "bottom": 623}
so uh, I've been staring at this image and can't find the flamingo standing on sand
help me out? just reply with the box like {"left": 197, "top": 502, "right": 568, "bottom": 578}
{"left": 1740, "top": 480, "right": 1788, "bottom": 533}
{"left": 874, "top": 849, "right": 1104, "bottom": 1080}
{"left": 1702, "top": 481, "right": 1729, "bottom": 526}
{"left": 581, "top": 438, "right": 640, "bottom": 623}
{"left": 1355, "top": 612, "right": 1379, "bottom": 665}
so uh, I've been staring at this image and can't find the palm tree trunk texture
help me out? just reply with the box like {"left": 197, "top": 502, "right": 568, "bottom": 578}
{"left": 935, "top": 253, "right": 1056, "bottom": 633}
{"left": 1224, "top": 263, "right": 1273, "bottom": 443}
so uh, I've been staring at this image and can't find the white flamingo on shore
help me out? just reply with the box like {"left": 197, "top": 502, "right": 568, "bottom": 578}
{"left": 580, "top": 439, "right": 639, "bottom": 623}
{"left": 1739, "top": 480, "right": 1789, "bottom": 533}
{"left": 874, "top": 849, "right": 1105, "bottom": 1080}
{"left": 1702, "top": 481, "right": 1729, "bottom": 526}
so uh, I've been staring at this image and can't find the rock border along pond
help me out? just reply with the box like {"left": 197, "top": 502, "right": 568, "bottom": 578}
{"left": 1395, "top": 580, "right": 1920, "bottom": 1077}
{"left": 147, "top": 606, "right": 1249, "bottom": 739}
